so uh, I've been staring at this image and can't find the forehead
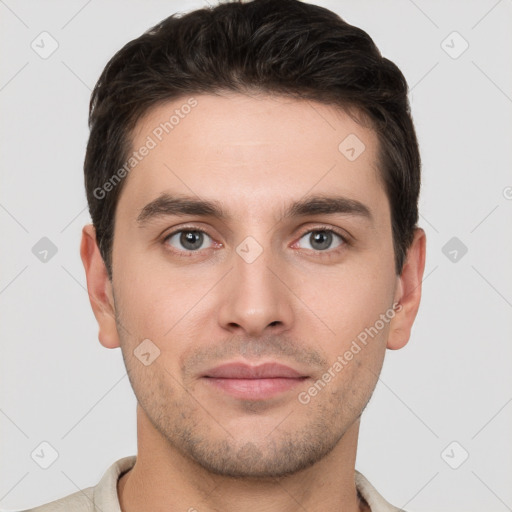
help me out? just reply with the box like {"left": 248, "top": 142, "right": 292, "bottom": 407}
{"left": 118, "top": 92, "right": 386, "bottom": 222}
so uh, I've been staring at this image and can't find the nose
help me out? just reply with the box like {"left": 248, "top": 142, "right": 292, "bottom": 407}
{"left": 217, "top": 243, "right": 295, "bottom": 337}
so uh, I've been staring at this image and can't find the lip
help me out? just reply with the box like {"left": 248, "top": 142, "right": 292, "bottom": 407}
{"left": 203, "top": 362, "right": 306, "bottom": 379}
{"left": 202, "top": 362, "right": 308, "bottom": 400}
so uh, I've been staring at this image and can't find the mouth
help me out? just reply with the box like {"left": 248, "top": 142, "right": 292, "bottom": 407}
{"left": 201, "top": 362, "right": 309, "bottom": 400}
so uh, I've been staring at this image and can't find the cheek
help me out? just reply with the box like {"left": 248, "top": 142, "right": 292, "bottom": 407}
{"left": 301, "top": 262, "right": 393, "bottom": 326}
{"left": 113, "top": 249, "right": 215, "bottom": 352}
{"left": 291, "top": 258, "right": 395, "bottom": 369}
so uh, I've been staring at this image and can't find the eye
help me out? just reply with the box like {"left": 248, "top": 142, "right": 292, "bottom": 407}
{"left": 296, "top": 229, "right": 346, "bottom": 252}
{"left": 164, "top": 229, "right": 214, "bottom": 252}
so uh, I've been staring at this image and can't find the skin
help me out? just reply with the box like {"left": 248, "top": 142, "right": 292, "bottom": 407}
{"left": 81, "top": 92, "right": 426, "bottom": 512}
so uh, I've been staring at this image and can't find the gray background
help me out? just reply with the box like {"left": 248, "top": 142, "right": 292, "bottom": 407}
{"left": 1, "top": 1, "right": 511, "bottom": 511}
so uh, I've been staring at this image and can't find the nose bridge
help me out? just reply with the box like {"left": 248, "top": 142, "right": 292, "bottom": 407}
{"left": 217, "top": 235, "right": 294, "bottom": 335}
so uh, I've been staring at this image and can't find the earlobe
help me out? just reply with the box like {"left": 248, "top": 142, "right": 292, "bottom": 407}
{"left": 386, "top": 228, "right": 427, "bottom": 350}
{"left": 80, "top": 224, "right": 121, "bottom": 349}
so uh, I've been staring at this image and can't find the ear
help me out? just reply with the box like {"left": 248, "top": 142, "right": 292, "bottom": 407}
{"left": 80, "top": 224, "right": 120, "bottom": 349}
{"left": 387, "top": 228, "right": 427, "bottom": 350}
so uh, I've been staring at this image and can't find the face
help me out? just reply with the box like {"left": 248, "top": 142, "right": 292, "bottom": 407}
{"left": 104, "top": 92, "right": 403, "bottom": 477}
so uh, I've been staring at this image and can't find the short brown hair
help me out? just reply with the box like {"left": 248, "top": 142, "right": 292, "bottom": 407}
{"left": 84, "top": 0, "right": 421, "bottom": 279}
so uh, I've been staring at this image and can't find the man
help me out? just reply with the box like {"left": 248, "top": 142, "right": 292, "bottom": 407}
{"left": 24, "top": 0, "right": 425, "bottom": 510}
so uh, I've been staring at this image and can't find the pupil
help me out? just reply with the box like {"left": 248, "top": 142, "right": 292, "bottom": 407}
{"left": 181, "top": 231, "right": 203, "bottom": 250}
{"left": 311, "top": 231, "right": 331, "bottom": 250}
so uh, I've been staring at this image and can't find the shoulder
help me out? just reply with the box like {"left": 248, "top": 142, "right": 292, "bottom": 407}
{"left": 18, "top": 486, "right": 95, "bottom": 512}
{"left": 18, "top": 455, "right": 136, "bottom": 512}
{"left": 355, "top": 470, "right": 407, "bottom": 512}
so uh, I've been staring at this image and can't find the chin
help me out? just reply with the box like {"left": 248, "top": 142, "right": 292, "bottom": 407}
{"left": 175, "top": 428, "right": 341, "bottom": 479}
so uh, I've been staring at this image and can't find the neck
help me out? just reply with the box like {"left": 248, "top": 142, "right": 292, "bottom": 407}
{"left": 118, "top": 405, "right": 369, "bottom": 512}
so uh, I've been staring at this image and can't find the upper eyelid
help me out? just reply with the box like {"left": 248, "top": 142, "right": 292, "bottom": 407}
{"left": 298, "top": 225, "right": 347, "bottom": 238}
{"left": 163, "top": 225, "right": 212, "bottom": 239}
{"left": 164, "top": 225, "right": 348, "bottom": 240}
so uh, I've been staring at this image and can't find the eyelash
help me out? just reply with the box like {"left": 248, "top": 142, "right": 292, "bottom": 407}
{"left": 161, "top": 225, "right": 350, "bottom": 257}
{"left": 294, "top": 225, "right": 350, "bottom": 255}
{"left": 162, "top": 227, "right": 217, "bottom": 258}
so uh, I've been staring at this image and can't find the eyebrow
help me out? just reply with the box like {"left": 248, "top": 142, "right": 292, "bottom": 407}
{"left": 137, "top": 194, "right": 227, "bottom": 225}
{"left": 136, "top": 193, "right": 373, "bottom": 226}
{"left": 284, "top": 195, "right": 373, "bottom": 223}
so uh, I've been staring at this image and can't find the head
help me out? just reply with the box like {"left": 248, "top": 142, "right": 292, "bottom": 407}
{"left": 81, "top": 0, "right": 426, "bottom": 478}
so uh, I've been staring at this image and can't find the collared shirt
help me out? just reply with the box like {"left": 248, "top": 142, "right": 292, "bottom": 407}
{"left": 21, "top": 456, "right": 406, "bottom": 512}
